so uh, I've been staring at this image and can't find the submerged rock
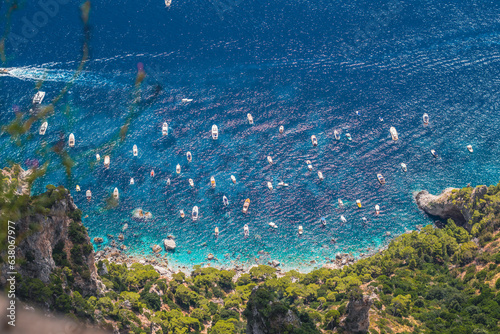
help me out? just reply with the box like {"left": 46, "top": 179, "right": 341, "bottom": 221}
{"left": 94, "top": 237, "right": 104, "bottom": 243}
{"left": 152, "top": 245, "right": 162, "bottom": 253}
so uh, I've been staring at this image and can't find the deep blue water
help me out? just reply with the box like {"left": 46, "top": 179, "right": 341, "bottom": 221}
{"left": 1, "top": 0, "right": 500, "bottom": 271}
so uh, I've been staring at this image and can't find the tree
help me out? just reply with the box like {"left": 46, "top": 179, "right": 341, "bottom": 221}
{"left": 211, "top": 320, "right": 236, "bottom": 333}
{"left": 324, "top": 309, "right": 340, "bottom": 329}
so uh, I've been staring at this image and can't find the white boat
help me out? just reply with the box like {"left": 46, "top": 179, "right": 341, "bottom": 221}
{"left": 176, "top": 164, "right": 181, "bottom": 174}
{"left": 223, "top": 195, "right": 229, "bottom": 206}
{"left": 32, "top": 91, "right": 45, "bottom": 104}
{"left": 68, "top": 133, "right": 75, "bottom": 147}
{"left": 186, "top": 151, "right": 192, "bottom": 162}
{"left": 39, "top": 122, "right": 48, "bottom": 135}
{"left": 244, "top": 224, "right": 249, "bottom": 236}
{"left": 467, "top": 145, "right": 473, "bottom": 153}
{"left": 166, "top": 178, "right": 170, "bottom": 185}
{"left": 278, "top": 181, "right": 289, "bottom": 187}
{"left": 165, "top": 0, "right": 172, "bottom": 7}
{"left": 210, "top": 176, "right": 216, "bottom": 188}
{"left": 130, "top": 178, "right": 134, "bottom": 185}
{"left": 377, "top": 174, "right": 386, "bottom": 185}
{"left": 431, "top": 149, "right": 438, "bottom": 158}
{"left": 338, "top": 199, "right": 344, "bottom": 208}
{"left": 76, "top": 185, "right": 81, "bottom": 192}
{"left": 321, "top": 217, "right": 327, "bottom": 226}
{"left": 356, "top": 200, "right": 362, "bottom": 208}
{"left": 215, "top": 227, "right": 219, "bottom": 236}
{"left": 423, "top": 113, "right": 429, "bottom": 125}
{"left": 279, "top": 126, "right": 284, "bottom": 134}
{"left": 192, "top": 206, "right": 199, "bottom": 221}
{"left": 181, "top": 98, "right": 193, "bottom": 102}
{"left": 242, "top": 198, "right": 250, "bottom": 213}
{"left": 306, "top": 160, "right": 313, "bottom": 171}
{"left": 311, "top": 135, "right": 318, "bottom": 147}
{"left": 86, "top": 190, "right": 92, "bottom": 200}
{"left": 133, "top": 145, "right": 138, "bottom": 156}
{"left": 231, "top": 175, "right": 236, "bottom": 184}
{"left": 340, "top": 215, "right": 347, "bottom": 223}
{"left": 96, "top": 154, "right": 100, "bottom": 161}
{"left": 0, "top": 68, "right": 9, "bottom": 76}
{"left": 212, "top": 124, "right": 218, "bottom": 140}
{"left": 334, "top": 130, "right": 340, "bottom": 140}
{"left": 180, "top": 210, "right": 185, "bottom": 218}
{"left": 318, "top": 171, "right": 324, "bottom": 181}
{"left": 362, "top": 217, "right": 368, "bottom": 224}
{"left": 390, "top": 127, "right": 398, "bottom": 141}
{"left": 267, "top": 156, "right": 273, "bottom": 164}
{"left": 247, "top": 113, "right": 254, "bottom": 124}
{"left": 104, "top": 155, "right": 110, "bottom": 168}
{"left": 298, "top": 225, "right": 303, "bottom": 235}
{"left": 375, "top": 205, "right": 380, "bottom": 215}
{"left": 401, "top": 163, "right": 407, "bottom": 172}
{"left": 189, "top": 178, "right": 194, "bottom": 187}
{"left": 346, "top": 133, "right": 352, "bottom": 141}
{"left": 113, "top": 188, "right": 119, "bottom": 199}
{"left": 267, "top": 181, "right": 273, "bottom": 190}
{"left": 162, "top": 122, "right": 168, "bottom": 136}
{"left": 268, "top": 222, "right": 277, "bottom": 229}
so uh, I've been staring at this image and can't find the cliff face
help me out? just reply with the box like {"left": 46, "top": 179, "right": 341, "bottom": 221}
{"left": 343, "top": 294, "right": 374, "bottom": 333}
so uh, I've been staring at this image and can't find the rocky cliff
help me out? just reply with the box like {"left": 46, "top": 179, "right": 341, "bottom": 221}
{"left": 342, "top": 294, "right": 374, "bottom": 333}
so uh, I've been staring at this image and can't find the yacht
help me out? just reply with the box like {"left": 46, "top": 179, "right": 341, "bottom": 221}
{"left": 210, "top": 176, "right": 216, "bottom": 188}
{"left": 162, "top": 122, "right": 168, "bottom": 136}
{"left": 113, "top": 188, "right": 119, "bottom": 199}
{"left": 223, "top": 195, "right": 229, "bottom": 206}
{"left": 346, "top": 133, "right": 352, "bottom": 141}
{"left": 467, "top": 145, "right": 473, "bottom": 153}
{"left": 338, "top": 199, "right": 344, "bottom": 208}
{"left": 244, "top": 224, "right": 249, "bottom": 236}
{"left": 267, "top": 156, "right": 273, "bottom": 164}
{"left": 76, "top": 185, "right": 81, "bottom": 192}
{"left": 279, "top": 126, "right": 284, "bottom": 134}
{"left": 401, "top": 163, "right": 407, "bottom": 172}
{"left": 133, "top": 145, "right": 138, "bottom": 156}
{"left": 334, "top": 130, "right": 340, "bottom": 140}
{"left": 32, "top": 91, "right": 46, "bottom": 104}
{"left": 68, "top": 133, "right": 75, "bottom": 147}
{"left": 389, "top": 127, "right": 398, "bottom": 141}
{"left": 247, "top": 113, "right": 254, "bottom": 124}
{"left": 176, "top": 164, "right": 181, "bottom": 174}
{"left": 189, "top": 178, "right": 194, "bottom": 187}
{"left": 192, "top": 206, "right": 199, "bottom": 221}
{"left": 130, "top": 178, "right": 134, "bottom": 185}
{"left": 39, "top": 122, "right": 48, "bottom": 135}
{"left": 231, "top": 175, "right": 236, "bottom": 184}
{"left": 318, "top": 171, "right": 324, "bottom": 181}
{"left": 242, "top": 198, "right": 250, "bottom": 213}
{"left": 180, "top": 210, "right": 185, "bottom": 218}
{"left": 321, "top": 217, "right": 327, "bottom": 226}
{"left": 377, "top": 173, "right": 386, "bottom": 185}
{"left": 340, "top": 215, "right": 347, "bottom": 223}
{"left": 306, "top": 160, "right": 313, "bottom": 171}
{"left": 104, "top": 155, "right": 110, "bottom": 168}
{"left": 150, "top": 169, "right": 155, "bottom": 177}
{"left": 267, "top": 181, "right": 273, "bottom": 190}
{"left": 86, "top": 190, "right": 92, "bottom": 201}
{"left": 165, "top": 0, "right": 172, "bottom": 7}
{"left": 186, "top": 151, "right": 192, "bottom": 162}
{"left": 311, "top": 135, "right": 318, "bottom": 147}
{"left": 375, "top": 205, "right": 380, "bottom": 215}
{"left": 356, "top": 199, "right": 362, "bottom": 208}
{"left": 212, "top": 124, "right": 219, "bottom": 140}
{"left": 431, "top": 149, "right": 438, "bottom": 158}
{"left": 96, "top": 154, "right": 100, "bottom": 161}
{"left": 423, "top": 113, "right": 429, "bottom": 125}
{"left": 298, "top": 225, "right": 303, "bottom": 235}
{"left": 215, "top": 227, "right": 219, "bottom": 237}
{"left": 269, "top": 222, "right": 278, "bottom": 229}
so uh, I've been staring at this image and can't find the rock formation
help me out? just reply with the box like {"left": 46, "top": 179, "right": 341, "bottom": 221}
{"left": 343, "top": 294, "right": 374, "bottom": 333}
{"left": 163, "top": 237, "right": 176, "bottom": 251}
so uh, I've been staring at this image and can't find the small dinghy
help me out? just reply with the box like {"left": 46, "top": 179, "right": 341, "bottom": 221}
{"left": 130, "top": 178, "right": 134, "bottom": 185}
{"left": 298, "top": 225, "right": 303, "bottom": 235}
{"left": 133, "top": 145, "right": 138, "bottom": 156}
{"left": 150, "top": 169, "right": 155, "bottom": 177}
{"left": 334, "top": 130, "right": 340, "bottom": 140}
{"left": 186, "top": 151, "right": 192, "bottom": 162}
{"left": 247, "top": 113, "right": 254, "bottom": 124}
{"left": 210, "top": 176, "right": 216, "bottom": 188}
{"left": 231, "top": 175, "right": 236, "bottom": 184}
{"left": 356, "top": 199, "right": 362, "bottom": 208}
{"left": 318, "top": 171, "right": 324, "bottom": 181}
{"left": 467, "top": 145, "right": 473, "bottom": 153}
{"left": 278, "top": 181, "right": 289, "bottom": 187}
{"left": 96, "top": 154, "right": 100, "bottom": 161}
{"left": 321, "top": 217, "right": 327, "bottom": 226}
{"left": 104, "top": 155, "right": 110, "bottom": 168}
{"left": 176, "top": 164, "right": 181, "bottom": 174}
{"left": 68, "top": 133, "right": 75, "bottom": 147}
{"left": 401, "top": 163, "right": 407, "bottom": 172}
{"left": 76, "top": 185, "right": 81, "bottom": 192}
{"left": 33, "top": 91, "right": 46, "bottom": 104}
{"left": 269, "top": 222, "right": 278, "bottom": 229}
{"left": 306, "top": 160, "right": 313, "bottom": 171}
{"left": 242, "top": 198, "right": 250, "bottom": 213}
{"left": 244, "top": 224, "right": 249, "bottom": 236}
{"left": 212, "top": 124, "right": 218, "bottom": 140}
{"left": 431, "top": 149, "right": 438, "bottom": 158}
{"left": 375, "top": 205, "right": 380, "bottom": 215}
{"left": 279, "top": 125, "right": 284, "bottom": 134}
{"left": 377, "top": 173, "right": 386, "bottom": 185}
{"left": 180, "top": 210, "right": 185, "bottom": 218}
{"left": 39, "top": 121, "right": 48, "bottom": 135}
{"left": 390, "top": 127, "right": 398, "bottom": 141}
{"left": 346, "top": 133, "right": 352, "bottom": 141}
{"left": 86, "top": 190, "right": 92, "bottom": 201}
{"left": 189, "top": 178, "right": 194, "bottom": 187}
{"left": 267, "top": 182, "right": 273, "bottom": 190}
{"left": 192, "top": 206, "right": 199, "bottom": 221}
{"left": 340, "top": 215, "right": 347, "bottom": 223}
{"left": 267, "top": 156, "right": 273, "bottom": 164}
{"left": 162, "top": 122, "right": 168, "bottom": 136}
{"left": 423, "top": 113, "right": 429, "bottom": 125}
{"left": 215, "top": 227, "right": 219, "bottom": 237}
{"left": 223, "top": 195, "right": 229, "bottom": 206}
{"left": 311, "top": 135, "right": 318, "bottom": 147}
{"left": 338, "top": 199, "right": 344, "bottom": 208}
{"left": 113, "top": 188, "right": 119, "bottom": 199}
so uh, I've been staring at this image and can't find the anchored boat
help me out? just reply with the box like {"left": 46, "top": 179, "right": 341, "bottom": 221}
{"left": 68, "top": 133, "right": 75, "bottom": 147}
{"left": 76, "top": 185, "right": 81, "bottom": 192}
{"left": 338, "top": 199, "right": 344, "bottom": 208}
{"left": 33, "top": 91, "right": 45, "bottom": 104}
{"left": 279, "top": 125, "right": 284, "bottom": 134}
{"left": 267, "top": 182, "right": 273, "bottom": 190}
{"left": 356, "top": 200, "right": 362, "bottom": 208}
{"left": 298, "top": 225, "right": 303, "bottom": 235}
{"left": 311, "top": 135, "right": 318, "bottom": 147}
{"left": 212, "top": 124, "right": 218, "bottom": 139}
{"left": 113, "top": 188, "right": 119, "bottom": 199}
{"left": 244, "top": 224, "right": 249, "bottom": 236}
{"left": 189, "top": 178, "right": 194, "bottom": 187}
{"left": 346, "top": 133, "right": 352, "bottom": 141}
{"left": 247, "top": 113, "right": 254, "bottom": 124}
{"left": 162, "top": 122, "right": 168, "bottom": 136}
{"left": 401, "top": 163, "right": 407, "bottom": 172}
{"left": 390, "top": 127, "right": 398, "bottom": 141}
{"left": 210, "top": 176, "right": 216, "bottom": 188}
{"left": 269, "top": 222, "right": 278, "bottom": 229}
{"left": 242, "top": 198, "right": 250, "bottom": 213}
{"left": 318, "top": 171, "right": 324, "bottom": 181}
{"left": 377, "top": 173, "right": 386, "bottom": 185}
{"left": 215, "top": 227, "right": 219, "bottom": 237}
{"left": 86, "top": 190, "right": 92, "bottom": 201}
{"left": 231, "top": 175, "right": 236, "bottom": 184}
{"left": 321, "top": 217, "right": 327, "bottom": 226}
{"left": 334, "top": 130, "right": 340, "bottom": 140}
{"left": 39, "top": 122, "right": 48, "bottom": 135}
{"left": 130, "top": 178, "right": 134, "bottom": 185}
{"left": 340, "top": 215, "right": 347, "bottom": 223}
{"left": 267, "top": 156, "right": 273, "bottom": 164}
{"left": 187, "top": 151, "right": 192, "bottom": 162}
{"left": 133, "top": 145, "right": 138, "bottom": 156}
{"left": 223, "top": 195, "right": 229, "bottom": 206}
{"left": 467, "top": 145, "right": 473, "bottom": 153}
{"left": 306, "top": 160, "right": 313, "bottom": 171}
{"left": 375, "top": 205, "right": 380, "bottom": 215}
{"left": 431, "top": 149, "right": 438, "bottom": 158}
{"left": 176, "top": 164, "right": 181, "bottom": 174}
{"left": 96, "top": 154, "right": 100, "bottom": 161}
{"left": 192, "top": 206, "right": 199, "bottom": 221}
{"left": 180, "top": 210, "right": 185, "bottom": 218}
{"left": 423, "top": 113, "right": 429, "bottom": 125}
{"left": 150, "top": 169, "right": 155, "bottom": 177}
{"left": 104, "top": 155, "right": 110, "bottom": 168}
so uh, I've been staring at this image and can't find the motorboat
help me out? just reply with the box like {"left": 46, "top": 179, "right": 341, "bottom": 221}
{"left": 244, "top": 224, "right": 249, "bottom": 236}
{"left": 133, "top": 145, "right": 138, "bottom": 156}
{"left": 362, "top": 217, "right": 368, "bottom": 224}
{"left": 334, "top": 130, "right": 340, "bottom": 140}
{"left": 32, "top": 91, "right": 46, "bottom": 104}
{"left": 377, "top": 173, "right": 386, "bottom": 185}
{"left": 356, "top": 200, "right": 362, "bottom": 208}
{"left": 467, "top": 145, "right": 473, "bottom": 153}
{"left": 267, "top": 181, "right": 273, "bottom": 190}
{"left": 318, "top": 171, "right": 324, "bottom": 181}
{"left": 431, "top": 149, "right": 438, "bottom": 158}
{"left": 278, "top": 181, "right": 289, "bottom": 187}
{"left": 346, "top": 133, "right": 352, "bottom": 141}
{"left": 215, "top": 227, "right": 219, "bottom": 237}
{"left": 375, "top": 205, "right": 380, "bottom": 215}
{"left": 298, "top": 225, "right": 303, "bottom": 235}
{"left": 104, "top": 155, "right": 110, "bottom": 168}
{"left": 130, "top": 178, "right": 134, "bottom": 185}
{"left": 162, "top": 122, "right": 168, "bottom": 136}
{"left": 189, "top": 178, "right": 194, "bottom": 187}
{"left": 166, "top": 178, "right": 170, "bottom": 185}
{"left": 176, "top": 164, "right": 181, "bottom": 174}
{"left": 96, "top": 154, "right": 100, "bottom": 161}
{"left": 181, "top": 98, "right": 192, "bottom": 102}
{"left": 76, "top": 185, "right": 81, "bottom": 192}
{"left": 223, "top": 195, "right": 229, "bottom": 206}
{"left": 306, "top": 160, "right": 313, "bottom": 171}
{"left": 212, "top": 125, "right": 218, "bottom": 140}
{"left": 311, "top": 135, "right": 318, "bottom": 147}
{"left": 423, "top": 113, "right": 429, "bottom": 125}
{"left": 39, "top": 121, "right": 48, "bottom": 135}
{"left": 247, "top": 113, "right": 254, "bottom": 124}
{"left": 165, "top": 0, "right": 172, "bottom": 7}
{"left": 338, "top": 199, "right": 344, "bottom": 208}
{"left": 389, "top": 127, "right": 398, "bottom": 141}
{"left": 340, "top": 215, "right": 347, "bottom": 223}
{"left": 210, "top": 176, "right": 216, "bottom": 188}
{"left": 242, "top": 198, "right": 250, "bottom": 213}
{"left": 150, "top": 169, "right": 155, "bottom": 177}
{"left": 68, "top": 133, "right": 75, "bottom": 147}
{"left": 180, "top": 210, "right": 185, "bottom": 218}
{"left": 187, "top": 151, "right": 192, "bottom": 162}
{"left": 269, "top": 222, "right": 278, "bottom": 229}
{"left": 86, "top": 190, "right": 92, "bottom": 200}
{"left": 231, "top": 175, "right": 236, "bottom": 184}
{"left": 192, "top": 206, "right": 199, "bottom": 221}
{"left": 279, "top": 126, "right": 284, "bottom": 134}
{"left": 267, "top": 156, "right": 273, "bottom": 164}
{"left": 401, "top": 163, "right": 407, "bottom": 172}
{"left": 321, "top": 217, "right": 327, "bottom": 226}
{"left": 113, "top": 188, "right": 119, "bottom": 199}
{"left": 0, "top": 68, "right": 9, "bottom": 76}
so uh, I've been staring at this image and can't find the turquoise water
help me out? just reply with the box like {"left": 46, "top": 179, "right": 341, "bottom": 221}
{"left": 1, "top": 0, "right": 500, "bottom": 272}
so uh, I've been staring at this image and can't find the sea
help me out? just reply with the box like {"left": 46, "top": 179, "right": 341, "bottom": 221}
{"left": 1, "top": 0, "right": 500, "bottom": 272}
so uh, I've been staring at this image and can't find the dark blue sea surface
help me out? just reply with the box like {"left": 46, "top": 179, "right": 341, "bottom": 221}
{"left": 1, "top": 0, "right": 500, "bottom": 271}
